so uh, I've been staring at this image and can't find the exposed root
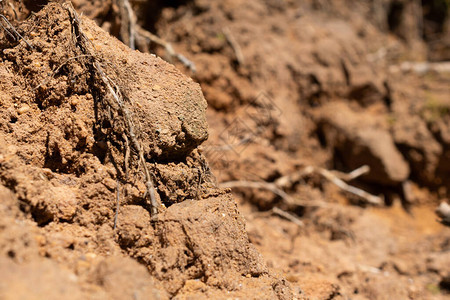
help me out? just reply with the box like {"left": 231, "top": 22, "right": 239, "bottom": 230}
{"left": 136, "top": 25, "right": 196, "bottom": 73}
{"left": 223, "top": 26, "right": 244, "bottom": 66}
{"left": 276, "top": 165, "right": 383, "bottom": 205}
{"left": 114, "top": 178, "right": 120, "bottom": 229}
{"left": 0, "top": 13, "right": 32, "bottom": 48}
{"left": 309, "top": 166, "right": 382, "bottom": 205}
{"left": 390, "top": 61, "right": 450, "bottom": 74}
{"left": 331, "top": 165, "right": 370, "bottom": 181}
{"left": 272, "top": 207, "right": 304, "bottom": 227}
{"left": 123, "top": 133, "right": 130, "bottom": 177}
{"left": 219, "top": 180, "right": 327, "bottom": 207}
{"left": 221, "top": 165, "right": 383, "bottom": 207}
{"left": 63, "top": 2, "right": 160, "bottom": 219}
{"left": 117, "top": 0, "right": 136, "bottom": 50}
{"left": 7, "top": 1, "right": 18, "bottom": 19}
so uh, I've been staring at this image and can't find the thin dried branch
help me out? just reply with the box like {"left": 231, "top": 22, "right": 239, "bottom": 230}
{"left": 221, "top": 165, "right": 382, "bottom": 207}
{"left": 114, "top": 179, "right": 120, "bottom": 229}
{"left": 220, "top": 180, "right": 291, "bottom": 201}
{"left": 219, "top": 180, "right": 327, "bottom": 207}
{"left": 272, "top": 207, "right": 304, "bottom": 227}
{"left": 277, "top": 165, "right": 370, "bottom": 186}
{"left": 390, "top": 61, "right": 450, "bottom": 74}
{"left": 223, "top": 26, "right": 244, "bottom": 65}
{"left": 136, "top": 25, "right": 196, "bottom": 73}
{"left": 276, "top": 165, "right": 382, "bottom": 205}
{"left": 7, "top": 2, "right": 18, "bottom": 19}
{"left": 322, "top": 169, "right": 381, "bottom": 204}
{"left": 123, "top": 133, "right": 130, "bottom": 176}
{"left": 332, "top": 165, "right": 370, "bottom": 181}
{"left": 0, "top": 13, "right": 32, "bottom": 48}
{"left": 303, "top": 166, "right": 383, "bottom": 205}
{"left": 63, "top": 2, "right": 160, "bottom": 219}
{"left": 117, "top": 0, "right": 136, "bottom": 50}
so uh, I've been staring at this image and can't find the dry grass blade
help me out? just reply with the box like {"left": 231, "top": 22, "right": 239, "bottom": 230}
{"left": 332, "top": 165, "right": 370, "bottom": 181}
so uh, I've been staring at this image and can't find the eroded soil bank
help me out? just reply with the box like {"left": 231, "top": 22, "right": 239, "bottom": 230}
{"left": 1, "top": 0, "right": 449, "bottom": 299}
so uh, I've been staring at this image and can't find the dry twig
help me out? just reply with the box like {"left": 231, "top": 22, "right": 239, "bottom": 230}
{"left": 310, "top": 166, "right": 382, "bottom": 205}
{"left": 63, "top": 2, "right": 160, "bottom": 219}
{"left": 250, "top": 207, "right": 304, "bottom": 228}
{"left": 220, "top": 165, "right": 382, "bottom": 207}
{"left": 136, "top": 25, "right": 196, "bottom": 73}
{"left": 0, "top": 13, "right": 32, "bottom": 48}
{"left": 220, "top": 180, "right": 291, "bottom": 201}
{"left": 219, "top": 180, "right": 327, "bottom": 207}
{"left": 390, "top": 61, "right": 450, "bottom": 74}
{"left": 223, "top": 26, "right": 244, "bottom": 65}
{"left": 7, "top": 2, "right": 18, "bottom": 19}
{"left": 276, "top": 165, "right": 382, "bottom": 205}
{"left": 114, "top": 179, "right": 120, "bottom": 229}
{"left": 117, "top": 0, "right": 136, "bottom": 50}
{"left": 272, "top": 207, "right": 304, "bottom": 227}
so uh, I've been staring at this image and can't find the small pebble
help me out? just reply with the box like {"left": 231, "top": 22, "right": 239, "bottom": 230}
{"left": 17, "top": 104, "right": 30, "bottom": 115}
{"left": 70, "top": 97, "right": 79, "bottom": 106}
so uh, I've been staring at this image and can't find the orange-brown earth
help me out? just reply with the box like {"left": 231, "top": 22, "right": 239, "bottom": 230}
{"left": 0, "top": 0, "right": 449, "bottom": 299}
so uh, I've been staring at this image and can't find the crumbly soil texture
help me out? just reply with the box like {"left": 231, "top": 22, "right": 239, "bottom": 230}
{"left": 1, "top": 0, "right": 450, "bottom": 299}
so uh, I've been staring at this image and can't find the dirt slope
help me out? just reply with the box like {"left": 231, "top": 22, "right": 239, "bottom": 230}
{"left": 1, "top": 0, "right": 450, "bottom": 299}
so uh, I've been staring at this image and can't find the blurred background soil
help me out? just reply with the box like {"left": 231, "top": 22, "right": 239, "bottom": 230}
{"left": 1, "top": 0, "right": 450, "bottom": 299}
